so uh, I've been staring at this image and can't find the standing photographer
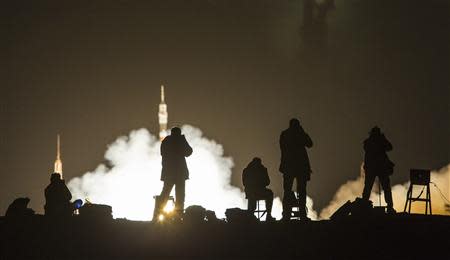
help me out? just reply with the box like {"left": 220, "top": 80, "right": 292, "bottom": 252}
{"left": 362, "top": 126, "right": 395, "bottom": 214}
{"left": 279, "top": 118, "right": 313, "bottom": 221}
{"left": 157, "top": 127, "right": 193, "bottom": 218}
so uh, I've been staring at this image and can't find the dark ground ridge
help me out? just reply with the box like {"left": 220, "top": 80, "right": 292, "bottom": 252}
{"left": 1, "top": 214, "right": 449, "bottom": 259}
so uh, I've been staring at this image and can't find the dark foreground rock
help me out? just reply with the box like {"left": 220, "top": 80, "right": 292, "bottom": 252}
{"left": 0, "top": 214, "right": 449, "bottom": 259}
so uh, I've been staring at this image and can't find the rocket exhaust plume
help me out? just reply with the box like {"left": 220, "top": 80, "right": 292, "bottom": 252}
{"left": 67, "top": 126, "right": 318, "bottom": 220}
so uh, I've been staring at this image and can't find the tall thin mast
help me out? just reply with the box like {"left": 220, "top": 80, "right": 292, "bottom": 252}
{"left": 54, "top": 134, "right": 63, "bottom": 178}
{"left": 158, "top": 85, "right": 168, "bottom": 141}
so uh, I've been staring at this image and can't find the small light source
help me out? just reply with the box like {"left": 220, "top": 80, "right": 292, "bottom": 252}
{"left": 163, "top": 200, "right": 175, "bottom": 214}
{"left": 74, "top": 199, "right": 83, "bottom": 209}
{"left": 73, "top": 199, "right": 83, "bottom": 215}
{"left": 158, "top": 214, "right": 165, "bottom": 221}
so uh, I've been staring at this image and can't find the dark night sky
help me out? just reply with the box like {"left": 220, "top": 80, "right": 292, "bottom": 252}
{"left": 2, "top": 0, "right": 449, "bottom": 214}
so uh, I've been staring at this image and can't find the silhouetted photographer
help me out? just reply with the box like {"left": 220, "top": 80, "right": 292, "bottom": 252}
{"left": 44, "top": 173, "right": 74, "bottom": 217}
{"left": 279, "top": 118, "right": 313, "bottom": 220}
{"left": 5, "top": 197, "right": 35, "bottom": 219}
{"left": 242, "top": 157, "right": 275, "bottom": 221}
{"left": 362, "top": 126, "right": 395, "bottom": 214}
{"left": 157, "top": 127, "right": 193, "bottom": 219}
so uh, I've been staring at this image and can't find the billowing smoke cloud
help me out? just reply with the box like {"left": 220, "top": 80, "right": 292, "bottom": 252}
{"left": 68, "top": 125, "right": 318, "bottom": 220}
{"left": 320, "top": 164, "right": 450, "bottom": 219}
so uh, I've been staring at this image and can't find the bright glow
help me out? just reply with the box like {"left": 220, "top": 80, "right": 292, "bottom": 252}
{"left": 68, "top": 125, "right": 318, "bottom": 220}
{"left": 163, "top": 200, "right": 175, "bottom": 214}
{"left": 158, "top": 214, "right": 164, "bottom": 221}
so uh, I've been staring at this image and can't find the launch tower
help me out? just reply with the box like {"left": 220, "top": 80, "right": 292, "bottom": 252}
{"left": 158, "top": 85, "right": 168, "bottom": 141}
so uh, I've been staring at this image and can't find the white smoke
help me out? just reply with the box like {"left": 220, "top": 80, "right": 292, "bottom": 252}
{"left": 67, "top": 125, "right": 318, "bottom": 220}
{"left": 320, "top": 164, "right": 450, "bottom": 219}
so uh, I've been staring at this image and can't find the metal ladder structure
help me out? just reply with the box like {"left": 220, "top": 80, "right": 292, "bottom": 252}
{"left": 404, "top": 169, "right": 432, "bottom": 215}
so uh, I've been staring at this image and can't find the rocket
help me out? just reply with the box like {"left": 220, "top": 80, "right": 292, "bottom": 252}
{"left": 54, "top": 134, "right": 63, "bottom": 178}
{"left": 158, "top": 85, "right": 168, "bottom": 141}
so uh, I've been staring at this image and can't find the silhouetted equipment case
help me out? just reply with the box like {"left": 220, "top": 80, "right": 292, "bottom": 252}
{"left": 79, "top": 204, "right": 113, "bottom": 220}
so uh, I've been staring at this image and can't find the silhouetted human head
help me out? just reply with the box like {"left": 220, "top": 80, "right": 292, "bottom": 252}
{"left": 289, "top": 118, "right": 301, "bottom": 129}
{"left": 171, "top": 127, "right": 181, "bottom": 136}
{"left": 369, "top": 126, "right": 381, "bottom": 136}
{"left": 252, "top": 157, "right": 262, "bottom": 165}
{"left": 50, "top": 173, "right": 62, "bottom": 183}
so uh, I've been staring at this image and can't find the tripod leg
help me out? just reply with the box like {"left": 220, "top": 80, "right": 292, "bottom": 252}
{"left": 404, "top": 186, "right": 409, "bottom": 212}
{"left": 428, "top": 184, "right": 432, "bottom": 215}
{"left": 256, "top": 200, "right": 259, "bottom": 219}
{"left": 408, "top": 185, "right": 413, "bottom": 213}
